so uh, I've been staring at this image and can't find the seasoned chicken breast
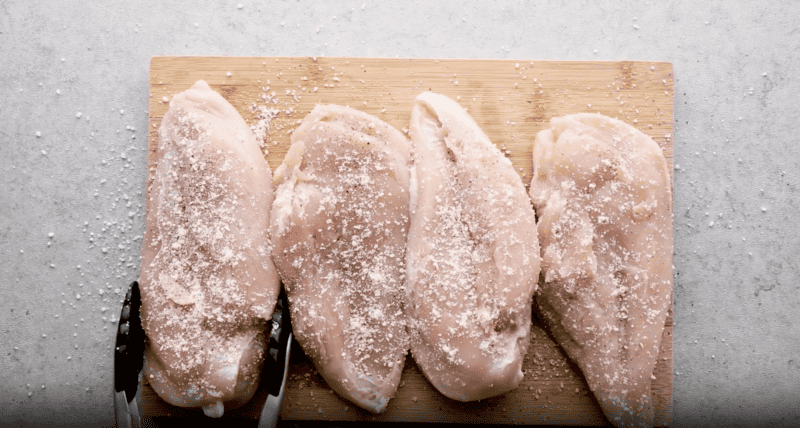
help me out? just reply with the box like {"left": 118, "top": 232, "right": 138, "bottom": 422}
{"left": 139, "top": 80, "right": 281, "bottom": 418}
{"left": 530, "top": 113, "right": 673, "bottom": 428}
{"left": 405, "top": 92, "right": 540, "bottom": 402}
{"left": 270, "top": 105, "right": 412, "bottom": 413}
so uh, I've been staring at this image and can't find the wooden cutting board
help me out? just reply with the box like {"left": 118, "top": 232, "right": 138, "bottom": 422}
{"left": 145, "top": 56, "right": 674, "bottom": 426}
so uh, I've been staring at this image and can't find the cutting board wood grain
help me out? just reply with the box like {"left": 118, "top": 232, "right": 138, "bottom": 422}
{"left": 145, "top": 56, "right": 674, "bottom": 426}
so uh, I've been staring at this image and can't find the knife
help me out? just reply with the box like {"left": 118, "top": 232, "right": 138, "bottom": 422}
{"left": 113, "top": 281, "right": 293, "bottom": 427}
{"left": 113, "top": 281, "right": 145, "bottom": 428}
{"left": 258, "top": 288, "right": 293, "bottom": 428}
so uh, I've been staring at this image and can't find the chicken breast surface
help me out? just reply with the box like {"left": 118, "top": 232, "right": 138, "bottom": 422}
{"left": 139, "top": 80, "right": 281, "bottom": 417}
{"left": 530, "top": 113, "right": 673, "bottom": 428}
{"left": 406, "top": 92, "right": 540, "bottom": 402}
{"left": 270, "top": 105, "right": 412, "bottom": 413}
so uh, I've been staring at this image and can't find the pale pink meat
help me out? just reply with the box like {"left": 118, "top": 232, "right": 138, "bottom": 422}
{"left": 530, "top": 113, "right": 673, "bottom": 428}
{"left": 139, "top": 80, "right": 280, "bottom": 417}
{"left": 270, "top": 105, "right": 412, "bottom": 413}
{"left": 406, "top": 92, "right": 540, "bottom": 401}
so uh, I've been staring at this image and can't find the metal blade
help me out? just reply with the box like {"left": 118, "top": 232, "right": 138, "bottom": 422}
{"left": 258, "top": 288, "right": 293, "bottom": 428}
{"left": 258, "top": 332, "right": 293, "bottom": 428}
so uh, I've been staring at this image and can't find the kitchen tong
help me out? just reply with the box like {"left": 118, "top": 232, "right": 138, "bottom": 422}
{"left": 113, "top": 281, "right": 293, "bottom": 427}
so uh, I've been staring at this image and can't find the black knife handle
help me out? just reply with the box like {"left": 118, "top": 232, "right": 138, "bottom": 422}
{"left": 114, "top": 281, "right": 145, "bottom": 402}
{"left": 264, "top": 288, "right": 292, "bottom": 397}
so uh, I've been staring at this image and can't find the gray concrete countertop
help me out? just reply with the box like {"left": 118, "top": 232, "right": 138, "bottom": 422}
{"left": 2, "top": 1, "right": 798, "bottom": 427}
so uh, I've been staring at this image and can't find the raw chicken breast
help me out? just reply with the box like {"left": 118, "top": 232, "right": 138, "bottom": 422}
{"left": 530, "top": 113, "right": 673, "bottom": 428}
{"left": 270, "top": 105, "right": 412, "bottom": 413}
{"left": 139, "top": 80, "right": 281, "bottom": 417}
{"left": 405, "top": 92, "right": 540, "bottom": 401}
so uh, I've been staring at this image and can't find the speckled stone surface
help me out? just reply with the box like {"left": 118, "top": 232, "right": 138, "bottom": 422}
{"left": 2, "top": 1, "right": 799, "bottom": 427}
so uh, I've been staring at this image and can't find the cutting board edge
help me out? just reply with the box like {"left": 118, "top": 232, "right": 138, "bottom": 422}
{"left": 144, "top": 56, "right": 674, "bottom": 425}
